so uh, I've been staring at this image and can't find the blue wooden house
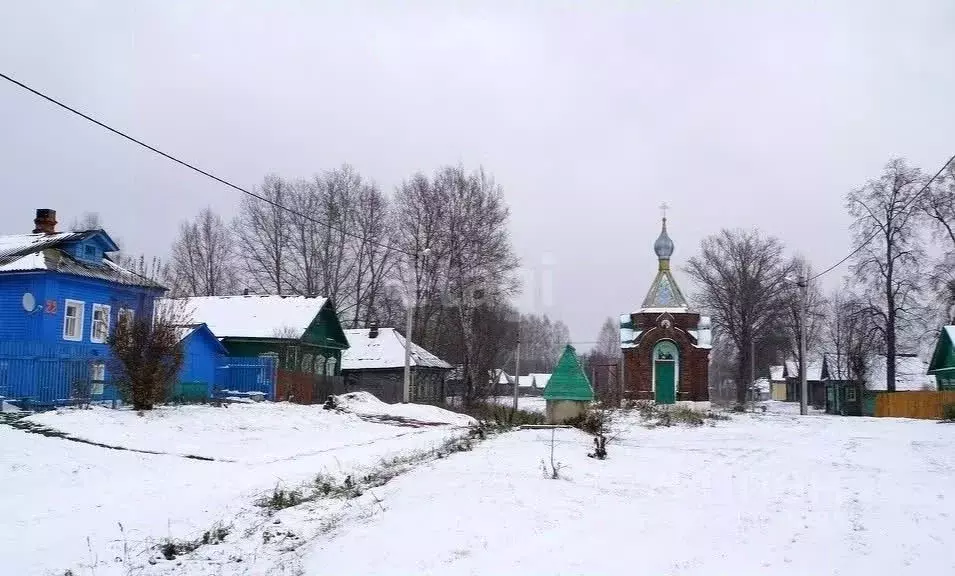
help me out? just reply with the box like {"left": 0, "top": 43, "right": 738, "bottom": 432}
{"left": 0, "top": 209, "right": 166, "bottom": 406}
{"left": 169, "top": 322, "right": 278, "bottom": 402}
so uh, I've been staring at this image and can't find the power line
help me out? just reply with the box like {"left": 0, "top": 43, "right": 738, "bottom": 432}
{"left": 809, "top": 151, "right": 955, "bottom": 282}
{"left": 0, "top": 70, "right": 417, "bottom": 259}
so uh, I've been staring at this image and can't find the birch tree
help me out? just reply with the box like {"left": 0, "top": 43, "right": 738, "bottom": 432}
{"left": 847, "top": 158, "right": 925, "bottom": 391}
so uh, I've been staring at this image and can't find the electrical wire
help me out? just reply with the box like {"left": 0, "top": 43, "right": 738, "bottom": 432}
{"left": 809, "top": 152, "right": 955, "bottom": 281}
{"left": 0, "top": 70, "right": 418, "bottom": 258}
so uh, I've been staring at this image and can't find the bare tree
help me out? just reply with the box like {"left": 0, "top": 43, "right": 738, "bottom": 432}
{"left": 847, "top": 158, "right": 925, "bottom": 391}
{"left": 108, "top": 303, "right": 186, "bottom": 410}
{"left": 70, "top": 212, "right": 102, "bottom": 231}
{"left": 825, "top": 288, "right": 881, "bottom": 388}
{"left": 348, "top": 177, "right": 395, "bottom": 328}
{"left": 920, "top": 163, "right": 955, "bottom": 319}
{"left": 685, "top": 228, "right": 796, "bottom": 405}
{"left": 594, "top": 317, "right": 621, "bottom": 360}
{"left": 236, "top": 174, "right": 292, "bottom": 294}
{"left": 169, "top": 207, "right": 238, "bottom": 297}
{"left": 780, "top": 257, "right": 827, "bottom": 381}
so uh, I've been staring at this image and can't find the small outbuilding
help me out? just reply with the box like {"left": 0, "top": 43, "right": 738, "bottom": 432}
{"left": 543, "top": 345, "right": 594, "bottom": 423}
{"left": 341, "top": 325, "right": 452, "bottom": 404}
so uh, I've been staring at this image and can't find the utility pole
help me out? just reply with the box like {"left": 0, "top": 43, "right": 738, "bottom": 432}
{"left": 404, "top": 247, "right": 430, "bottom": 404}
{"left": 512, "top": 322, "right": 520, "bottom": 411}
{"left": 403, "top": 303, "right": 413, "bottom": 403}
{"left": 799, "top": 273, "right": 809, "bottom": 416}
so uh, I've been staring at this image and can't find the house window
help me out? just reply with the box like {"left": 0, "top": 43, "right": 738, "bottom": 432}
{"left": 846, "top": 387, "right": 857, "bottom": 402}
{"left": 117, "top": 308, "right": 135, "bottom": 330}
{"left": 90, "top": 361, "right": 106, "bottom": 395}
{"left": 63, "top": 300, "right": 85, "bottom": 341}
{"left": 315, "top": 355, "right": 326, "bottom": 376}
{"left": 84, "top": 245, "right": 97, "bottom": 259}
{"left": 286, "top": 346, "right": 299, "bottom": 371}
{"left": 302, "top": 353, "right": 313, "bottom": 373}
{"left": 90, "top": 304, "right": 111, "bottom": 343}
{"left": 327, "top": 357, "right": 337, "bottom": 377}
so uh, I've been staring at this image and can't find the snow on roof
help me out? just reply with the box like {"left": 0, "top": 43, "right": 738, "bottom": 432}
{"left": 166, "top": 295, "right": 329, "bottom": 339}
{"left": 0, "top": 232, "right": 84, "bottom": 260}
{"left": 0, "top": 231, "right": 162, "bottom": 288}
{"left": 489, "top": 369, "right": 512, "bottom": 385}
{"left": 865, "top": 355, "right": 936, "bottom": 391}
{"left": 753, "top": 377, "right": 771, "bottom": 393}
{"left": 770, "top": 365, "right": 784, "bottom": 381}
{"left": 341, "top": 328, "right": 452, "bottom": 371}
{"left": 530, "top": 373, "right": 551, "bottom": 389}
{"left": 0, "top": 251, "right": 47, "bottom": 272}
{"left": 785, "top": 360, "right": 823, "bottom": 381}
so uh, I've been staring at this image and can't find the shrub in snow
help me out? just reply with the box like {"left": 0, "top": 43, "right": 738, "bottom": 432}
{"left": 943, "top": 403, "right": 955, "bottom": 421}
{"left": 463, "top": 401, "right": 546, "bottom": 428}
{"left": 108, "top": 308, "right": 185, "bottom": 410}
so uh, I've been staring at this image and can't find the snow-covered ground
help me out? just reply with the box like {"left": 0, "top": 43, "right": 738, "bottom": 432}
{"left": 144, "top": 406, "right": 955, "bottom": 575}
{"left": 490, "top": 394, "right": 547, "bottom": 413}
{"left": 9, "top": 400, "right": 955, "bottom": 575}
{"left": 1, "top": 399, "right": 471, "bottom": 576}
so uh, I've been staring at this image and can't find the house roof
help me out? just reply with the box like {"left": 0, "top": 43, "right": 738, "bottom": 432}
{"left": 753, "top": 377, "right": 771, "bottom": 393}
{"left": 0, "top": 231, "right": 163, "bottom": 289}
{"left": 530, "top": 373, "right": 551, "bottom": 389}
{"left": 864, "top": 355, "right": 936, "bottom": 391}
{"left": 543, "top": 345, "right": 594, "bottom": 402}
{"left": 770, "top": 365, "right": 784, "bottom": 382}
{"left": 784, "top": 359, "right": 823, "bottom": 381}
{"left": 928, "top": 326, "right": 955, "bottom": 374}
{"left": 619, "top": 314, "right": 711, "bottom": 350}
{"left": 174, "top": 323, "right": 229, "bottom": 355}
{"left": 489, "top": 369, "right": 513, "bottom": 385}
{"left": 166, "top": 295, "right": 330, "bottom": 340}
{"left": 341, "top": 328, "right": 451, "bottom": 371}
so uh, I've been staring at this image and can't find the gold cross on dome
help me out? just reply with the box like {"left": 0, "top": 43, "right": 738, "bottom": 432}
{"left": 659, "top": 202, "right": 669, "bottom": 220}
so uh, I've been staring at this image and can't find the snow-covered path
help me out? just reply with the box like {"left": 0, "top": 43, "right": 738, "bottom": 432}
{"left": 0, "top": 401, "right": 471, "bottom": 576}
{"left": 299, "top": 410, "right": 955, "bottom": 575}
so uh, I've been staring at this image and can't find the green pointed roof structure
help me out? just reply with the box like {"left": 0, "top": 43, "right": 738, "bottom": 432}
{"left": 641, "top": 216, "right": 689, "bottom": 310}
{"left": 543, "top": 344, "right": 595, "bottom": 401}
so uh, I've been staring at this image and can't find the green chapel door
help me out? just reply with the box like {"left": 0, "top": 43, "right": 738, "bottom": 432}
{"left": 655, "top": 361, "right": 676, "bottom": 404}
{"left": 653, "top": 340, "right": 678, "bottom": 404}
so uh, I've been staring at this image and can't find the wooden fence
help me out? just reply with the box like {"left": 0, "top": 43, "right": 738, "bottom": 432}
{"left": 874, "top": 391, "right": 955, "bottom": 419}
{"left": 274, "top": 370, "right": 345, "bottom": 405}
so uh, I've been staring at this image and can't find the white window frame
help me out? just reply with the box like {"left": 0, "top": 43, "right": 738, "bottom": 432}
{"left": 63, "top": 299, "right": 85, "bottom": 342}
{"left": 90, "top": 304, "right": 111, "bottom": 344}
{"left": 846, "top": 387, "right": 857, "bottom": 402}
{"left": 117, "top": 307, "right": 135, "bottom": 330}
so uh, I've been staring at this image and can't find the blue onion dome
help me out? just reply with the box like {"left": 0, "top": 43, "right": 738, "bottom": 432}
{"left": 654, "top": 218, "right": 674, "bottom": 259}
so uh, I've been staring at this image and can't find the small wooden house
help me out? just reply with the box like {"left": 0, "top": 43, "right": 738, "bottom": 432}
{"left": 341, "top": 326, "right": 452, "bottom": 404}
{"left": 543, "top": 345, "right": 594, "bottom": 423}
{"left": 165, "top": 295, "right": 349, "bottom": 403}
{"left": 172, "top": 323, "right": 228, "bottom": 401}
{"left": 928, "top": 326, "right": 955, "bottom": 390}
{"left": 783, "top": 359, "right": 824, "bottom": 407}
{"left": 769, "top": 365, "right": 786, "bottom": 401}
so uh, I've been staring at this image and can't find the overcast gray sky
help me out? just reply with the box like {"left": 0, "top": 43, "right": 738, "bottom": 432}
{"left": 2, "top": 1, "right": 954, "bottom": 344}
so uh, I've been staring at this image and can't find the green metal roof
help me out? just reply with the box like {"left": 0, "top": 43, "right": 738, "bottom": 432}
{"left": 928, "top": 326, "right": 955, "bottom": 374}
{"left": 543, "top": 345, "right": 594, "bottom": 401}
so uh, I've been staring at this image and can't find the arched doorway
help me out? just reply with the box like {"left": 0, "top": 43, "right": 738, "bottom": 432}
{"left": 653, "top": 340, "right": 678, "bottom": 404}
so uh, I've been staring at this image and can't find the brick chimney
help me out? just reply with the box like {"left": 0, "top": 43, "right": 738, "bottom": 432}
{"left": 368, "top": 320, "right": 379, "bottom": 339}
{"left": 33, "top": 209, "right": 57, "bottom": 234}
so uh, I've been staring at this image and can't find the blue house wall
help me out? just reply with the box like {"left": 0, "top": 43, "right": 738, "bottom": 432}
{"left": 179, "top": 325, "right": 226, "bottom": 392}
{"left": 0, "top": 272, "right": 159, "bottom": 348}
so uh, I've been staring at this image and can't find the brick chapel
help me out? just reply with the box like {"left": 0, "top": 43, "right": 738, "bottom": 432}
{"left": 621, "top": 215, "right": 711, "bottom": 406}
